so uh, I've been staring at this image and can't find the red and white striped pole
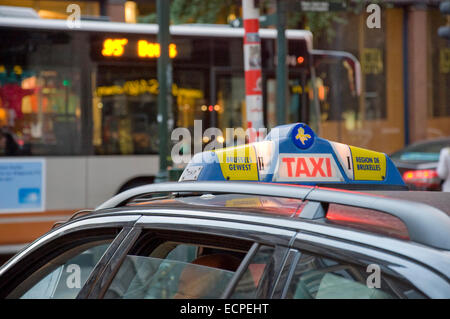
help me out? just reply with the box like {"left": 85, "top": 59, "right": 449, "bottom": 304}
{"left": 243, "top": 0, "right": 264, "bottom": 143}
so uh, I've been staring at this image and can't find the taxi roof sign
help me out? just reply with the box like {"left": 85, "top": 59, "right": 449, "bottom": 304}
{"left": 179, "top": 123, "right": 406, "bottom": 190}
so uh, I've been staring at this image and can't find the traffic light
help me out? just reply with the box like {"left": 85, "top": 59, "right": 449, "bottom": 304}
{"left": 438, "top": 1, "right": 450, "bottom": 39}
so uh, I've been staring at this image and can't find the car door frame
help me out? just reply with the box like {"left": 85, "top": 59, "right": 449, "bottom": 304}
{"left": 0, "top": 215, "right": 140, "bottom": 298}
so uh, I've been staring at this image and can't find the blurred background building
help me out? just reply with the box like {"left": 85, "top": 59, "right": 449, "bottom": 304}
{"left": 1, "top": 0, "right": 446, "bottom": 154}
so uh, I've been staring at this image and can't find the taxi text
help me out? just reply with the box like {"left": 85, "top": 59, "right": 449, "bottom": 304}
{"left": 275, "top": 154, "right": 342, "bottom": 182}
{"left": 282, "top": 156, "right": 332, "bottom": 178}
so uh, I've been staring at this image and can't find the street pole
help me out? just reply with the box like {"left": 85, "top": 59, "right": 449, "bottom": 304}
{"left": 276, "top": 0, "right": 287, "bottom": 125}
{"left": 156, "top": 0, "right": 171, "bottom": 182}
{"left": 243, "top": 0, "right": 264, "bottom": 143}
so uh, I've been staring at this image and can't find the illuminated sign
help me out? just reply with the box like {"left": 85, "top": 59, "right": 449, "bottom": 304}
{"left": 138, "top": 41, "right": 177, "bottom": 58}
{"left": 0, "top": 65, "right": 25, "bottom": 75}
{"left": 96, "top": 79, "right": 203, "bottom": 99}
{"left": 138, "top": 40, "right": 160, "bottom": 58}
{"left": 102, "top": 38, "right": 128, "bottom": 57}
{"left": 274, "top": 154, "right": 343, "bottom": 182}
{"left": 101, "top": 38, "right": 177, "bottom": 59}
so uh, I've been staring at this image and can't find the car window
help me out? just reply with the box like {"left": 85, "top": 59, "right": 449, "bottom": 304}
{"left": 165, "top": 243, "right": 198, "bottom": 263}
{"left": 391, "top": 140, "right": 450, "bottom": 161}
{"left": 10, "top": 241, "right": 112, "bottom": 299}
{"left": 105, "top": 242, "right": 199, "bottom": 298}
{"left": 105, "top": 255, "right": 235, "bottom": 299}
{"left": 230, "top": 245, "right": 275, "bottom": 299}
{"left": 102, "top": 234, "right": 249, "bottom": 299}
{"left": 284, "top": 253, "right": 423, "bottom": 299}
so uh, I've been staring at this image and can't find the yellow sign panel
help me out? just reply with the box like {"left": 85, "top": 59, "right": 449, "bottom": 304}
{"left": 350, "top": 146, "right": 386, "bottom": 181}
{"left": 214, "top": 145, "right": 259, "bottom": 181}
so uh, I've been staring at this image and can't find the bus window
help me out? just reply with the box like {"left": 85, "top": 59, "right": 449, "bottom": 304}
{"left": 93, "top": 64, "right": 159, "bottom": 155}
{"left": 0, "top": 30, "right": 82, "bottom": 156}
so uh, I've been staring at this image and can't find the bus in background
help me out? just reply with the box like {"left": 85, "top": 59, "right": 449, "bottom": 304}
{"left": 0, "top": 11, "right": 361, "bottom": 262}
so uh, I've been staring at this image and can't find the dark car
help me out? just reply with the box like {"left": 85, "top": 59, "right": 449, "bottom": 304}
{"left": 390, "top": 137, "right": 450, "bottom": 190}
{"left": 0, "top": 181, "right": 448, "bottom": 299}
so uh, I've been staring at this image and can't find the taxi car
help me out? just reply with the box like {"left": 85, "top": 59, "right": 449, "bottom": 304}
{"left": 0, "top": 123, "right": 449, "bottom": 299}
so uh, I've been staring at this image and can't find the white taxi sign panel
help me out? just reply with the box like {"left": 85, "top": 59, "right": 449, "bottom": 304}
{"left": 274, "top": 154, "right": 343, "bottom": 182}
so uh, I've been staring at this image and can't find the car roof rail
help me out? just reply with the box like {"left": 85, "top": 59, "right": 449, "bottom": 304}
{"left": 95, "top": 181, "right": 313, "bottom": 210}
{"left": 95, "top": 181, "right": 450, "bottom": 250}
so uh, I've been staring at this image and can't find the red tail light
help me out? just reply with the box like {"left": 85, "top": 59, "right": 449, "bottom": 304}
{"left": 403, "top": 169, "right": 441, "bottom": 190}
{"left": 326, "top": 204, "right": 410, "bottom": 240}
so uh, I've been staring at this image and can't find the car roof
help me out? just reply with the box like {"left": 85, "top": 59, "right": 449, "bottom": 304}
{"left": 402, "top": 137, "right": 450, "bottom": 148}
{"left": 124, "top": 192, "right": 414, "bottom": 241}
{"left": 90, "top": 182, "right": 450, "bottom": 251}
{"left": 124, "top": 189, "right": 450, "bottom": 243}
{"left": 127, "top": 189, "right": 450, "bottom": 215}
{"left": 363, "top": 191, "right": 450, "bottom": 215}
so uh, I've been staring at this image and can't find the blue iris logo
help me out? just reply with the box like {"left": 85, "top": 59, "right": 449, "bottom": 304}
{"left": 291, "top": 123, "right": 315, "bottom": 149}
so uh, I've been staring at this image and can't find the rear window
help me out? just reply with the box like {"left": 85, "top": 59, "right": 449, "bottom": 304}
{"left": 398, "top": 152, "right": 440, "bottom": 162}
{"left": 324, "top": 204, "right": 410, "bottom": 240}
{"left": 391, "top": 140, "right": 450, "bottom": 161}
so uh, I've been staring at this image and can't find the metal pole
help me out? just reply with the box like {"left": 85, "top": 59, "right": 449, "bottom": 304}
{"left": 243, "top": 0, "right": 264, "bottom": 142}
{"left": 402, "top": 7, "right": 410, "bottom": 146}
{"left": 276, "top": 0, "right": 287, "bottom": 125}
{"left": 156, "top": 0, "right": 171, "bottom": 182}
